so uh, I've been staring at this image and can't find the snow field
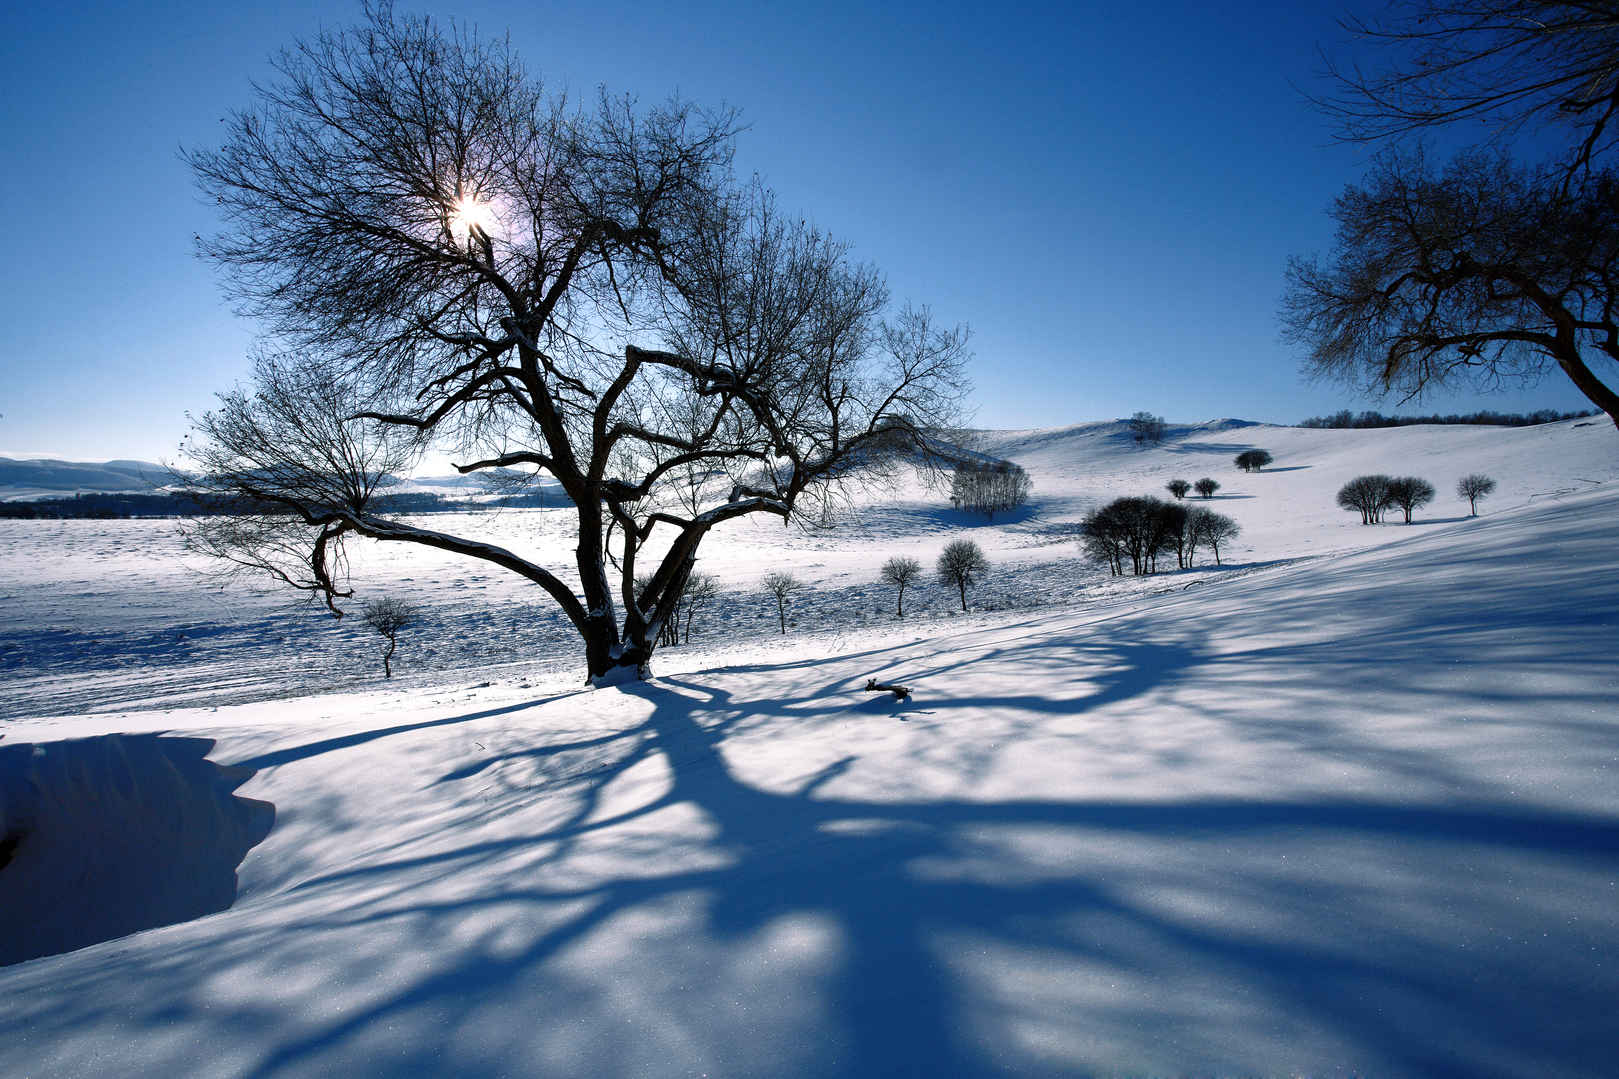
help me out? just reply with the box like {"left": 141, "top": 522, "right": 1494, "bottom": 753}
{"left": 0, "top": 419, "right": 1616, "bottom": 1074}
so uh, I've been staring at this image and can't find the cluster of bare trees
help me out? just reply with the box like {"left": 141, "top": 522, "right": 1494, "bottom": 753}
{"left": 1080, "top": 498, "right": 1239, "bottom": 576}
{"left": 1127, "top": 412, "right": 1167, "bottom": 445}
{"left": 180, "top": 6, "right": 971, "bottom": 685}
{"left": 949, "top": 461, "right": 1031, "bottom": 520}
{"left": 1288, "top": 1, "right": 1619, "bottom": 430}
{"left": 1335, "top": 475, "right": 1436, "bottom": 524}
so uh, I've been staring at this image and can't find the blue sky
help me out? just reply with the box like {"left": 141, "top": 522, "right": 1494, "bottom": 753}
{"left": 0, "top": 1, "right": 1596, "bottom": 462}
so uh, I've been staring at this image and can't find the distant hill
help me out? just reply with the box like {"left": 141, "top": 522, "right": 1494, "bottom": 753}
{"left": 0, "top": 457, "right": 170, "bottom": 501}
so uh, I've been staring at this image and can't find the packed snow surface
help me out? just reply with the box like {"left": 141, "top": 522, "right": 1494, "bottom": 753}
{"left": 2, "top": 418, "right": 1617, "bottom": 1076}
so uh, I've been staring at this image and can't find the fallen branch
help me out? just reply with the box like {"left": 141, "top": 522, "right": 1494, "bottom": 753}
{"left": 863, "top": 678, "right": 910, "bottom": 701}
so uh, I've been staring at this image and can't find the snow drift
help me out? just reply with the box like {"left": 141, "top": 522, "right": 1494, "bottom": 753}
{"left": 0, "top": 734, "right": 273, "bottom": 965}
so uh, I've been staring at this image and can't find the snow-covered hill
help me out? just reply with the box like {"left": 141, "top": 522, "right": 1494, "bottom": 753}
{"left": 0, "top": 456, "right": 169, "bottom": 500}
{"left": 1, "top": 419, "right": 1616, "bottom": 1076}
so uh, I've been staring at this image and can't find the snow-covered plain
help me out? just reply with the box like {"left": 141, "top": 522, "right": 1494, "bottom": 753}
{"left": 2, "top": 418, "right": 1617, "bottom": 1076}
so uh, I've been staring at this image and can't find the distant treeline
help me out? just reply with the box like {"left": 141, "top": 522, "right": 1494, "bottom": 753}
{"left": 1298, "top": 408, "right": 1595, "bottom": 429}
{"left": 0, "top": 489, "right": 550, "bottom": 520}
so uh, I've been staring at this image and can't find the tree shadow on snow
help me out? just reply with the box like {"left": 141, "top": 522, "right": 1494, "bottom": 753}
{"left": 231, "top": 609, "right": 1619, "bottom": 1077}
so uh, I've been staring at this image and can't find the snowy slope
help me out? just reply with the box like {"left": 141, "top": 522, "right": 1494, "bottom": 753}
{"left": 2, "top": 418, "right": 1614, "bottom": 720}
{"left": 1, "top": 441, "right": 1617, "bottom": 1075}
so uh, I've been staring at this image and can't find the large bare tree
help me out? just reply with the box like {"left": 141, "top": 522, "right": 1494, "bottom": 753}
{"left": 183, "top": 5, "right": 969, "bottom": 684}
{"left": 1282, "top": 150, "right": 1619, "bottom": 429}
{"left": 1318, "top": 1, "right": 1619, "bottom": 181}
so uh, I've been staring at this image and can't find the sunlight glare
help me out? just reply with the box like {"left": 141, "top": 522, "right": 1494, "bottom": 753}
{"left": 450, "top": 194, "right": 498, "bottom": 241}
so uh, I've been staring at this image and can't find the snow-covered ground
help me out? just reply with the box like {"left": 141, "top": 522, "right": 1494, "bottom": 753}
{"left": 2, "top": 418, "right": 1618, "bottom": 1075}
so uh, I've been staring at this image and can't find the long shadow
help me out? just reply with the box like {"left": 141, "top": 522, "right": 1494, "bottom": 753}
{"left": 234, "top": 608, "right": 1619, "bottom": 1076}
{"left": 233, "top": 694, "right": 571, "bottom": 770}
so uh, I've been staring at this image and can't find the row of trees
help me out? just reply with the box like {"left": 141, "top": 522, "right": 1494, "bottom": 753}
{"left": 768, "top": 539, "right": 991, "bottom": 635}
{"left": 1080, "top": 498, "right": 1240, "bottom": 576}
{"left": 1338, "top": 473, "right": 1498, "bottom": 524}
{"left": 1298, "top": 409, "right": 1594, "bottom": 430}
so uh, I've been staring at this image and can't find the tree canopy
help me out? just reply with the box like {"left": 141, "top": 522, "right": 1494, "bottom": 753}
{"left": 183, "top": 6, "right": 970, "bottom": 683}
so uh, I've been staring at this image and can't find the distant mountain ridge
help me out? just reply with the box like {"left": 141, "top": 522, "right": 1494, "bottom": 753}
{"left": 0, "top": 457, "right": 171, "bottom": 499}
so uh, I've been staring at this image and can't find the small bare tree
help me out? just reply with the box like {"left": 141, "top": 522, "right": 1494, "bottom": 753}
{"left": 937, "top": 539, "right": 989, "bottom": 611}
{"left": 1457, "top": 473, "right": 1497, "bottom": 516}
{"left": 362, "top": 596, "right": 418, "bottom": 679}
{"left": 1386, "top": 476, "right": 1436, "bottom": 523}
{"left": 1165, "top": 478, "right": 1190, "bottom": 500}
{"left": 763, "top": 571, "right": 802, "bottom": 634}
{"left": 880, "top": 556, "right": 923, "bottom": 618}
{"left": 1194, "top": 477, "right": 1220, "bottom": 499}
{"left": 1189, "top": 509, "right": 1240, "bottom": 566}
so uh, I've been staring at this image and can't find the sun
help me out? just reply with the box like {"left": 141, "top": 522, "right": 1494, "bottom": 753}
{"left": 449, "top": 194, "right": 498, "bottom": 241}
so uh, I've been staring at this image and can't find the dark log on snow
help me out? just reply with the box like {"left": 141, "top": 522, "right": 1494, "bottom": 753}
{"left": 864, "top": 678, "right": 911, "bottom": 700}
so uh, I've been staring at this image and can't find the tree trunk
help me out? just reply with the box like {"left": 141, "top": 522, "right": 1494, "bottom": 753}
{"left": 382, "top": 636, "right": 394, "bottom": 679}
{"left": 957, "top": 580, "right": 967, "bottom": 612}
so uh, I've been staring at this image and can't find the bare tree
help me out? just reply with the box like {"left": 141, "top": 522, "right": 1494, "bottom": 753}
{"left": 1234, "top": 449, "right": 1274, "bottom": 473}
{"left": 1166, "top": 478, "right": 1190, "bottom": 500}
{"left": 182, "top": 7, "right": 969, "bottom": 685}
{"left": 762, "top": 571, "right": 802, "bottom": 634}
{"left": 639, "top": 569, "right": 720, "bottom": 646}
{"left": 880, "top": 556, "right": 923, "bottom": 618}
{"left": 1127, "top": 411, "right": 1166, "bottom": 445}
{"left": 1193, "top": 477, "right": 1220, "bottom": 499}
{"left": 1317, "top": 0, "right": 1619, "bottom": 182}
{"left": 936, "top": 539, "right": 989, "bottom": 611}
{"left": 1457, "top": 473, "right": 1497, "bottom": 515}
{"left": 1189, "top": 509, "right": 1240, "bottom": 566}
{"left": 362, "top": 596, "right": 418, "bottom": 678}
{"left": 1337, "top": 474, "right": 1396, "bottom": 525}
{"left": 1283, "top": 150, "right": 1619, "bottom": 430}
{"left": 1386, "top": 476, "right": 1437, "bottom": 523}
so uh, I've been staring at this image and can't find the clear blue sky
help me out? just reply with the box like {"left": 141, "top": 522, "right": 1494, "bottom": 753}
{"left": 0, "top": 1, "right": 1595, "bottom": 462}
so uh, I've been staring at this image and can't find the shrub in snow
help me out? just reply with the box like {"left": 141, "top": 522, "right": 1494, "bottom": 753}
{"left": 362, "top": 596, "right": 419, "bottom": 678}
{"left": 880, "top": 556, "right": 923, "bottom": 618}
{"left": 1166, "top": 478, "right": 1191, "bottom": 500}
{"left": 1234, "top": 449, "right": 1273, "bottom": 472}
{"left": 1385, "top": 476, "right": 1436, "bottom": 523}
{"left": 1336, "top": 474, "right": 1395, "bottom": 524}
{"left": 937, "top": 539, "right": 989, "bottom": 611}
{"left": 1457, "top": 473, "right": 1496, "bottom": 515}
{"left": 762, "top": 572, "right": 802, "bottom": 634}
{"left": 1194, "top": 477, "right": 1220, "bottom": 499}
